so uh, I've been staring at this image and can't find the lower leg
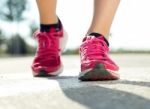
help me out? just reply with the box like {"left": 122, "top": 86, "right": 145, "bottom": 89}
{"left": 36, "top": 0, "right": 58, "bottom": 24}
{"left": 88, "top": 0, "right": 120, "bottom": 39}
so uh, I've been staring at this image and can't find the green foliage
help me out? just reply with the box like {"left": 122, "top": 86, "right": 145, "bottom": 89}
{"left": 6, "top": 35, "right": 27, "bottom": 55}
{"left": 0, "top": 30, "right": 6, "bottom": 54}
{"left": 0, "top": 0, "right": 36, "bottom": 55}
{"left": 0, "top": 0, "right": 27, "bottom": 22}
{"left": 26, "top": 44, "right": 36, "bottom": 55}
{"left": 63, "top": 48, "right": 79, "bottom": 55}
{"left": 0, "top": 30, "right": 4, "bottom": 46}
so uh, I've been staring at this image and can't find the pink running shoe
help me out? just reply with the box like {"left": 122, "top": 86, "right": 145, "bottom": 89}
{"left": 31, "top": 23, "right": 68, "bottom": 77}
{"left": 79, "top": 34, "right": 120, "bottom": 81}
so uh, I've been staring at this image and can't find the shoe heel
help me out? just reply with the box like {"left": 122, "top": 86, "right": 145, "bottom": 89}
{"left": 60, "top": 30, "right": 68, "bottom": 52}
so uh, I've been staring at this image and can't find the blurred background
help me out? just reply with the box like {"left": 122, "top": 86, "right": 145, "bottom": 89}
{"left": 0, "top": 0, "right": 150, "bottom": 56}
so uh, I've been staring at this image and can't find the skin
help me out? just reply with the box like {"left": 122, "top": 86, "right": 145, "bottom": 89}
{"left": 36, "top": 0, "right": 58, "bottom": 24}
{"left": 88, "top": 0, "right": 120, "bottom": 39}
{"left": 36, "top": 0, "right": 120, "bottom": 39}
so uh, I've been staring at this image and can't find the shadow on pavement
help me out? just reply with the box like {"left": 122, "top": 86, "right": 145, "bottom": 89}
{"left": 49, "top": 76, "right": 150, "bottom": 88}
{"left": 47, "top": 76, "right": 150, "bottom": 109}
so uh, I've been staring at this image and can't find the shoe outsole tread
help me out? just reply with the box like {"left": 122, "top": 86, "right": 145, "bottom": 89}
{"left": 79, "top": 63, "right": 119, "bottom": 81}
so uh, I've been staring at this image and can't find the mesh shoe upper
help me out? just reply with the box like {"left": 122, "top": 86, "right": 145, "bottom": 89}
{"left": 80, "top": 35, "right": 119, "bottom": 72}
{"left": 32, "top": 28, "right": 63, "bottom": 74}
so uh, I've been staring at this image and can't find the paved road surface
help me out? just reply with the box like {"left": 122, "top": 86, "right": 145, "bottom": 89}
{"left": 0, "top": 54, "right": 150, "bottom": 109}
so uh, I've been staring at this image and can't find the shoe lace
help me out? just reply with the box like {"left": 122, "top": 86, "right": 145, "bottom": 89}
{"left": 81, "top": 38, "right": 109, "bottom": 61}
{"left": 34, "top": 31, "right": 60, "bottom": 61}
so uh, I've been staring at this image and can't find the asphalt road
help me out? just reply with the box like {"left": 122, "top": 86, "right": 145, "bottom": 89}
{"left": 0, "top": 54, "right": 150, "bottom": 109}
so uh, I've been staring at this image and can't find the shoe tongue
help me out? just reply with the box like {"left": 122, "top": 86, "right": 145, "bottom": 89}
{"left": 82, "top": 36, "right": 99, "bottom": 42}
{"left": 82, "top": 33, "right": 109, "bottom": 46}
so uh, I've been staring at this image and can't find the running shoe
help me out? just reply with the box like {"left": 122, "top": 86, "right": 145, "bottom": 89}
{"left": 79, "top": 34, "right": 120, "bottom": 81}
{"left": 31, "top": 21, "right": 68, "bottom": 77}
